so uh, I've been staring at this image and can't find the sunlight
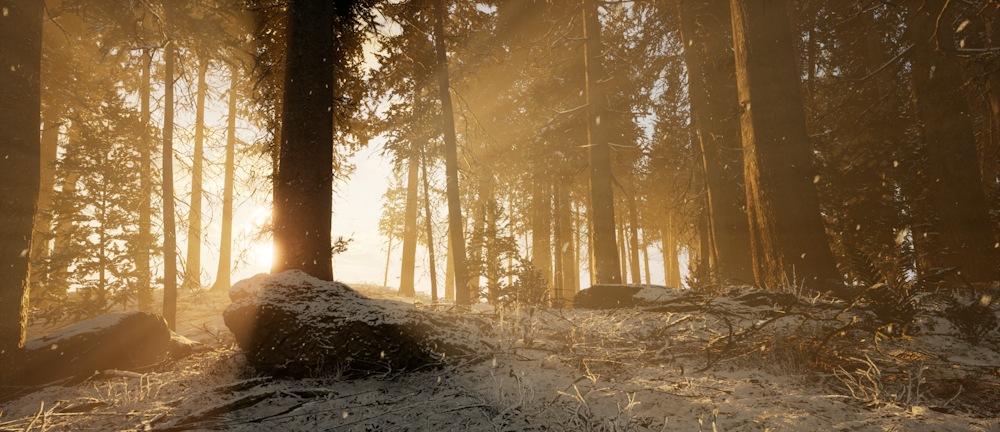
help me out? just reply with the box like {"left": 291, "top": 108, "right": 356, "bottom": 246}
{"left": 245, "top": 206, "right": 273, "bottom": 268}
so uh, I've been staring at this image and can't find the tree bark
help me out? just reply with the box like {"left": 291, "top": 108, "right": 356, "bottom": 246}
{"left": 908, "top": 0, "right": 1000, "bottom": 283}
{"left": 137, "top": 48, "right": 153, "bottom": 310}
{"left": 162, "top": 4, "right": 178, "bottom": 330}
{"left": 433, "top": 0, "right": 470, "bottom": 305}
{"left": 398, "top": 153, "right": 420, "bottom": 297}
{"left": 184, "top": 59, "right": 208, "bottom": 289}
{"left": 729, "top": 0, "right": 844, "bottom": 295}
{"left": 582, "top": 0, "right": 621, "bottom": 284}
{"left": 212, "top": 66, "right": 239, "bottom": 292}
{"left": 0, "top": 0, "right": 42, "bottom": 382}
{"left": 272, "top": 0, "right": 335, "bottom": 281}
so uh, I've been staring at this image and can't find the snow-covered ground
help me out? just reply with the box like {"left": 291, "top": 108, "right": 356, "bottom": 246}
{"left": 3, "top": 279, "right": 1000, "bottom": 431}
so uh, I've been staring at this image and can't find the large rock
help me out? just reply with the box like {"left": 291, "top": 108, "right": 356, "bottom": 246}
{"left": 223, "top": 271, "right": 495, "bottom": 379}
{"left": 15, "top": 312, "right": 171, "bottom": 385}
{"left": 574, "top": 284, "right": 705, "bottom": 310}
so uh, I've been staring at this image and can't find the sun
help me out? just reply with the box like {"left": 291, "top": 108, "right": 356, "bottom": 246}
{"left": 245, "top": 206, "right": 274, "bottom": 268}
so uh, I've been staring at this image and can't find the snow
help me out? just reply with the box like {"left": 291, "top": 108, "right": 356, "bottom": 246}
{"left": 4, "top": 278, "right": 1000, "bottom": 431}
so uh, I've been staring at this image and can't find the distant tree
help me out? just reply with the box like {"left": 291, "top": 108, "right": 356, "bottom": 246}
{"left": 43, "top": 91, "right": 145, "bottom": 320}
{"left": 0, "top": 0, "right": 42, "bottom": 382}
{"left": 211, "top": 65, "right": 240, "bottom": 292}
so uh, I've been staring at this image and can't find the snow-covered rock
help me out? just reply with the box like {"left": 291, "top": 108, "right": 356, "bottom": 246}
{"left": 223, "top": 271, "right": 495, "bottom": 379}
{"left": 15, "top": 311, "right": 171, "bottom": 385}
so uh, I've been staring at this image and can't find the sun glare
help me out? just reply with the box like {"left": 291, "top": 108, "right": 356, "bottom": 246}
{"left": 245, "top": 206, "right": 274, "bottom": 268}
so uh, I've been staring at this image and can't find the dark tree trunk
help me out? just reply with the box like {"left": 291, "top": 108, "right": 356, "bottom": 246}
{"left": 138, "top": 49, "right": 152, "bottom": 310}
{"left": 678, "top": 0, "right": 754, "bottom": 284}
{"left": 433, "top": 0, "right": 470, "bottom": 305}
{"left": 908, "top": 1, "right": 1000, "bottom": 283}
{"left": 0, "top": 0, "right": 42, "bottom": 382}
{"left": 399, "top": 153, "right": 420, "bottom": 297}
{"left": 184, "top": 59, "right": 208, "bottom": 289}
{"left": 272, "top": 0, "right": 335, "bottom": 281}
{"left": 163, "top": 5, "right": 178, "bottom": 330}
{"left": 729, "top": 0, "right": 844, "bottom": 294}
{"left": 212, "top": 66, "right": 239, "bottom": 292}
{"left": 582, "top": 0, "right": 621, "bottom": 284}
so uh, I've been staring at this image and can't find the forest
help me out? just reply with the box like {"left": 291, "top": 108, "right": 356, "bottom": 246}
{"left": 2, "top": 0, "right": 1000, "bottom": 430}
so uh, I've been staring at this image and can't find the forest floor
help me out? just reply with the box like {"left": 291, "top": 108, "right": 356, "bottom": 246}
{"left": 2, "top": 280, "right": 1000, "bottom": 431}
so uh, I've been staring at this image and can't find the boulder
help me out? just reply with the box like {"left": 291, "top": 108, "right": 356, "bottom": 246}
{"left": 223, "top": 271, "right": 495, "bottom": 379}
{"left": 574, "top": 284, "right": 706, "bottom": 310}
{"left": 16, "top": 312, "right": 171, "bottom": 385}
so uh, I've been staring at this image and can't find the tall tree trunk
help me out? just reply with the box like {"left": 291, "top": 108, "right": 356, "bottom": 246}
{"left": 445, "top": 229, "right": 454, "bottom": 300}
{"left": 383, "top": 234, "right": 392, "bottom": 287}
{"left": 553, "top": 182, "right": 565, "bottom": 303}
{"left": 0, "top": 0, "right": 42, "bottom": 382}
{"left": 184, "top": 59, "right": 208, "bottom": 289}
{"left": 571, "top": 200, "right": 581, "bottom": 294}
{"left": 662, "top": 215, "right": 681, "bottom": 287}
{"left": 212, "top": 66, "right": 239, "bottom": 292}
{"left": 531, "top": 176, "right": 552, "bottom": 285}
{"left": 468, "top": 185, "right": 489, "bottom": 300}
{"left": 617, "top": 202, "right": 628, "bottom": 283}
{"left": 558, "top": 181, "right": 576, "bottom": 301}
{"left": 642, "top": 238, "right": 651, "bottom": 285}
{"left": 421, "top": 151, "right": 438, "bottom": 302}
{"left": 678, "top": 0, "right": 754, "bottom": 284}
{"left": 582, "top": 0, "right": 621, "bottom": 284}
{"left": 588, "top": 205, "right": 596, "bottom": 286}
{"left": 398, "top": 153, "right": 420, "bottom": 297}
{"left": 137, "top": 48, "right": 153, "bottom": 310}
{"left": 31, "top": 107, "right": 59, "bottom": 304}
{"left": 730, "top": 0, "right": 844, "bottom": 295}
{"left": 627, "top": 195, "right": 641, "bottom": 284}
{"left": 908, "top": 1, "right": 1000, "bottom": 283}
{"left": 162, "top": 6, "right": 178, "bottom": 330}
{"left": 272, "top": 0, "right": 335, "bottom": 281}
{"left": 434, "top": 0, "right": 470, "bottom": 305}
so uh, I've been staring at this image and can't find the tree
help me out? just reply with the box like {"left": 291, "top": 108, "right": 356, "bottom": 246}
{"left": 271, "top": 0, "right": 336, "bottom": 280}
{"left": 0, "top": 0, "right": 42, "bottom": 381}
{"left": 434, "top": 0, "right": 471, "bottom": 305}
{"left": 729, "top": 0, "right": 845, "bottom": 295}
{"left": 582, "top": 0, "right": 622, "bottom": 284}
{"left": 163, "top": 1, "right": 178, "bottom": 330}
{"left": 907, "top": 0, "right": 1000, "bottom": 283}
{"left": 678, "top": 0, "right": 754, "bottom": 284}
{"left": 212, "top": 65, "right": 239, "bottom": 291}
{"left": 183, "top": 58, "right": 209, "bottom": 289}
